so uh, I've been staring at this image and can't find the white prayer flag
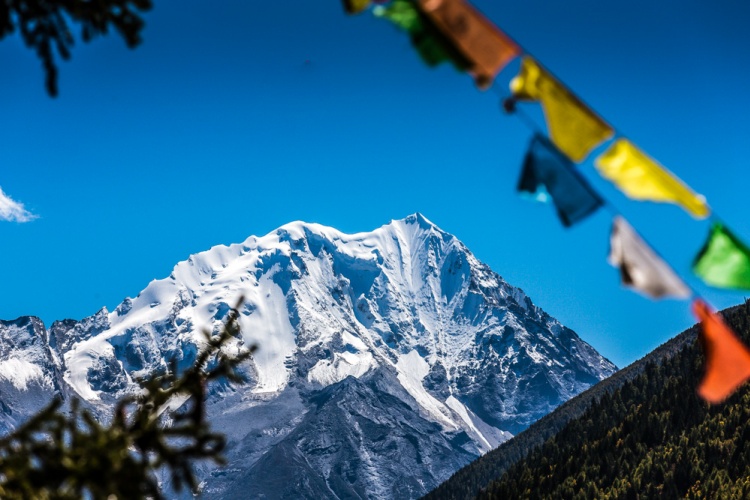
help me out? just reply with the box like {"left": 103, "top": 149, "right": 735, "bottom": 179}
{"left": 609, "top": 216, "right": 691, "bottom": 300}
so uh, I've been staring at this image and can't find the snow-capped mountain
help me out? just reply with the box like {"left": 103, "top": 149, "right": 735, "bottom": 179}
{"left": 0, "top": 317, "right": 60, "bottom": 435}
{"left": 0, "top": 214, "right": 616, "bottom": 498}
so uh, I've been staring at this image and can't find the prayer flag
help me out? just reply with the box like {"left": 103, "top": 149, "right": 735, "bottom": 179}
{"left": 518, "top": 134, "right": 604, "bottom": 227}
{"left": 510, "top": 57, "right": 613, "bottom": 162}
{"left": 595, "top": 139, "right": 710, "bottom": 219}
{"left": 343, "top": 0, "right": 388, "bottom": 14}
{"left": 418, "top": 0, "right": 520, "bottom": 89}
{"left": 342, "top": 0, "right": 371, "bottom": 14}
{"left": 375, "top": 0, "right": 470, "bottom": 70}
{"left": 608, "top": 217, "right": 691, "bottom": 299}
{"left": 692, "top": 299, "right": 750, "bottom": 404}
{"left": 693, "top": 223, "right": 750, "bottom": 290}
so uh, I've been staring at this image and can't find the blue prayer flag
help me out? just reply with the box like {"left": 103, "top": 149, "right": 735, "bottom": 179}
{"left": 518, "top": 134, "right": 604, "bottom": 227}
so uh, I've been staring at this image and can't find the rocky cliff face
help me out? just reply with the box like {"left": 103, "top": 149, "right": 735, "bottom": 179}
{"left": 0, "top": 214, "right": 616, "bottom": 498}
{"left": 0, "top": 317, "right": 59, "bottom": 434}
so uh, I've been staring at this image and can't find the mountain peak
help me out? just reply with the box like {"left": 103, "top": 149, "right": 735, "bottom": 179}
{"left": 3, "top": 215, "right": 617, "bottom": 498}
{"left": 402, "top": 212, "right": 437, "bottom": 229}
{"left": 270, "top": 213, "right": 445, "bottom": 247}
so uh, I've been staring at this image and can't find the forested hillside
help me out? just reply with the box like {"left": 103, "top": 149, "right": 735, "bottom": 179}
{"left": 427, "top": 301, "right": 750, "bottom": 499}
{"left": 425, "top": 304, "right": 705, "bottom": 499}
{"left": 474, "top": 301, "right": 750, "bottom": 498}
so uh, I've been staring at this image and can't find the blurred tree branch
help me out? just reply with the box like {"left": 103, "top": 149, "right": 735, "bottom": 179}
{"left": 0, "top": 0, "right": 152, "bottom": 96}
{"left": 0, "top": 295, "right": 254, "bottom": 499}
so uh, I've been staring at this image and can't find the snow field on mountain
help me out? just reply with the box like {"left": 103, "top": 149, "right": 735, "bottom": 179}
{"left": 4, "top": 214, "right": 618, "bottom": 498}
{"left": 0, "top": 358, "right": 47, "bottom": 391}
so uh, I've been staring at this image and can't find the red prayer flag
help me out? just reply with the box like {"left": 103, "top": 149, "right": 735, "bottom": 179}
{"left": 692, "top": 299, "right": 750, "bottom": 404}
{"left": 418, "top": 0, "right": 520, "bottom": 89}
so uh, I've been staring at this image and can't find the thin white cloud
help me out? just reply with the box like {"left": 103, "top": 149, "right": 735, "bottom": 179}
{"left": 0, "top": 187, "right": 38, "bottom": 222}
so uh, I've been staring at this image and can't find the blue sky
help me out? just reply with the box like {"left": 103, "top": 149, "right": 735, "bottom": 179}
{"left": 0, "top": 0, "right": 748, "bottom": 368}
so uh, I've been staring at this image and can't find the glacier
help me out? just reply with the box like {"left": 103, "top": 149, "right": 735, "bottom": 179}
{"left": 0, "top": 213, "right": 616, "bottom": 498}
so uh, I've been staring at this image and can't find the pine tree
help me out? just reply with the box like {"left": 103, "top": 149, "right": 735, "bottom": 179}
{"left": 0, "top": 296, "right": 253, "bottom": 499}
{"left": 0, "top": 0, "right": 152, "bottom": 96}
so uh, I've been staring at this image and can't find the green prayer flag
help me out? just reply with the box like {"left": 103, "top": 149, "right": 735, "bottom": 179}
{"left": 693, "top": 223, "right": 750, "bottom": 290}
{"left": 374, "top": 0, "right": 469, "bottom": 70}
{"left": 375, "top": 0, "right": 420, "bottom": 31}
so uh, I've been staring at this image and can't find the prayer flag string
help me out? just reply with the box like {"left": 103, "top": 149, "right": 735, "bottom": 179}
{"left": 343, "top": 0, "right": 750, "bottom": 403}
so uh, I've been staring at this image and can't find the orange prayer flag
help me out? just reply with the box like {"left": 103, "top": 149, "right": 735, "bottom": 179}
{"left": 692, "top": 299, "right": 750, "bottom": 404}
{"left": 418, "top": 0, "right": 520, "bottom": 89}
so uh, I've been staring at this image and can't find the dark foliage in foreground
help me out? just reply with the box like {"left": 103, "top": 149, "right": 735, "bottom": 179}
{"left": 477, "top": 301, "right": 750, "bottom": 499}
{"left": 0, "top": 0, "right": 151, "bottom": 95}
{"left": 425, "top": 305, "right": 700, "bottom": 500}
{"left": 0, "top": 296, "right": 254, "bottom": 499}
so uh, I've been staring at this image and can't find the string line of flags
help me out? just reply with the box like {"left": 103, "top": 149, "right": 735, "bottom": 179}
{"left": 343, "top": 0, "right": 750, "bottom": 403}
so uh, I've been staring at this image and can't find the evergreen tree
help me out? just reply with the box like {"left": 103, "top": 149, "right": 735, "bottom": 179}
{"left": 0, "top": 296, "right": 253, "bottom": 499}
{"left": 0, "top": 0, "right": 151, "bottom": 96}
{"left": 429, "top": 302, "right": 750, "bottom": 499}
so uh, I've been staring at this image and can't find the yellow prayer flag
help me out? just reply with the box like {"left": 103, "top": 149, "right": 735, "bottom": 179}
{"left": 595, "top": 139, "right": 710, "bottom": 219}
{"left": 509, "top": 57, "right": 613, "bottom": 162}
{"left": 419, "top": 0, "right": 520, "bottom": 89}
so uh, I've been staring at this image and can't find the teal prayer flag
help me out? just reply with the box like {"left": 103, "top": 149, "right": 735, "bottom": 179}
{"left": 518, "top": 134, "right": 604, "bottom": 227}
